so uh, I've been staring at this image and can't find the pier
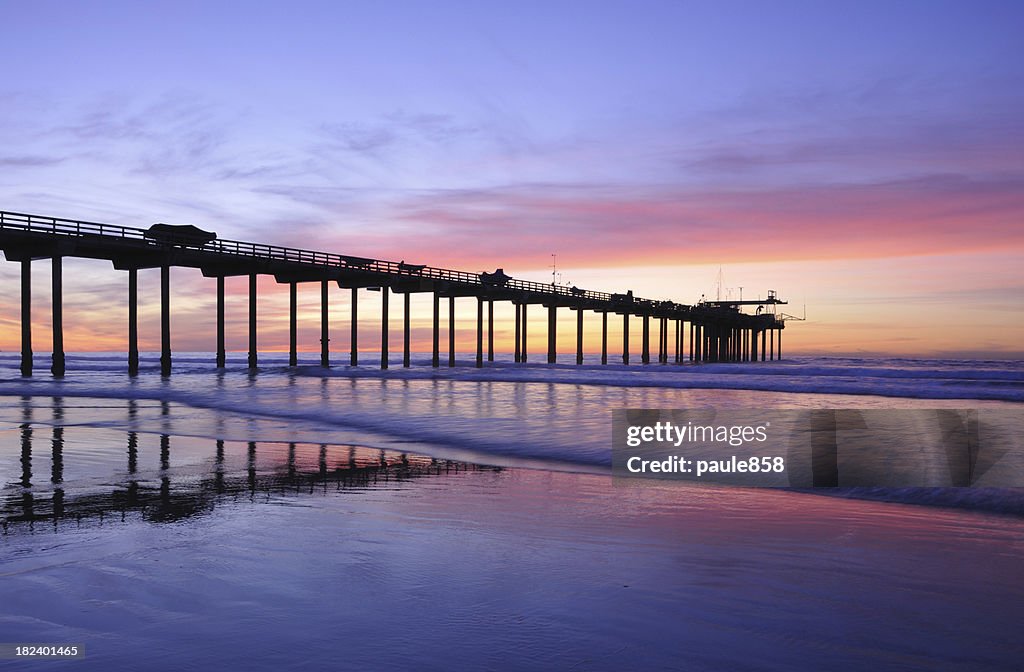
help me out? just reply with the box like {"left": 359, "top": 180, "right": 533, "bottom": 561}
{"left": 0, "top": 210, "right": 787, "bottom": 376}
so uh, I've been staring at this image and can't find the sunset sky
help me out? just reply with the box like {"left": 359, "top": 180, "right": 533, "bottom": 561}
{"left": 1, "top": 1, "right": 1022, "bottom": 358}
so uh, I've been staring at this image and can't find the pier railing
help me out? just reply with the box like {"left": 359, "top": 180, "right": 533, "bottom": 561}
{"left": 0, "top": 210, "right": 627, "bottom": 304}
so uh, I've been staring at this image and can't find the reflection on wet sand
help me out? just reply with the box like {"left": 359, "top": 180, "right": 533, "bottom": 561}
{"left": 1, "top": 397, "right": 497, "bottom": 533}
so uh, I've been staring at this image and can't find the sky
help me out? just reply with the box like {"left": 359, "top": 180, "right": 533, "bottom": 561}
{"left": 1, "top": 0, "right": 1022, "bottom": 358}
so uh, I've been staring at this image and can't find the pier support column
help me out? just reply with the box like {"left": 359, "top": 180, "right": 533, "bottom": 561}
{"left": 674, "top": 320, "right": 680, "bottom": 363}
{"left": 160, "top": 265, "right": 171, "bottom": 377}
{"left": 689, "top": 322, "right": 695, "bottom": 362}
{"left": 546, "top": 305, "right": 557, "bottom": 364}
{"left": 476, "top": 297, "right": 484, "bottom": 368}
{"left": 20, "top": 259, "right": 31, "bottom": 377}
{"left": 216, "top": 276, "right": 226, "bottom": 368}
{"left": 448, "top": 296, "right": 455, "bottom": 367}
{"left": 432, "top": 292, "right": 440, "bottom": 367}
{"left": 403, "top": 292, "right": 411, "bottom": 368}
{"left": 248, "top": 273, "right": 257, "bottom": 369}
{"left": 128, "top": 268, "right": 139, "bottom": 376}
{"left": 770, "top": 328, "right": 774, "bottom": 361}
{"left": 778, "top": 329, "right": 782, "bottom": 360}
{"left": 601, "top": 311, "right": 608, "bottom": 365}
{"left": 761, "top": 329, "right": 767, "bottom": 362}
{"left": 521, "top": 303, "right": 528, "bottom": 363}
{"left": 320, "top": 280, "right": 329, "bottom": 367}
{"left": 641, "top": 314, "right": 650, "bottom": 364}
{"left": 288, "top": 282, "right": 298, "bottom": 367}
{"left": 751, "top": 328, "right": 758, "bottom": 362}
{"left": 514, "top": 303, "right": 521, "bottom": 363}
{"left": 664, "top": 318, "right": 670, "bottom": 363}
{"left": 656, "top": 317, "right": 663, "bottom": 363}
{"left": 51, "top": 257, "right": 64, "bottom": 377}
{"left": 487, "top": 300, "right": 494, "bottom": 362}
{"left": 622, "top": 313, "right": 629, "bottom": 365}
{"left": 350, "top": 288, "right": 358, "bottom": 366}
{"left": 577, "top": 309, "right": 585, "bottom": 364}
{"left": 380, "top": 286, "right": 389, "bottom": 370}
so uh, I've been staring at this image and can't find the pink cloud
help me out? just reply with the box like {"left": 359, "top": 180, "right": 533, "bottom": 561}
{"left": 294, "top": 174, "right": 1024, "bottom": 271}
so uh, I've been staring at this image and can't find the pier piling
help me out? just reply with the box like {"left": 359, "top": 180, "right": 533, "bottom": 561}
{"left": 128, "top": 269, "right": 139, "bottom": 375}
{"left": 216, "top": 277, "right": 226, "bottom": 368}
{"left": 380, "top": 286, "right": 388, "bottom": 370}
{"left": 514, "top": 303, "right": 521, "bottom": 363}
{"left": 622, "top": 313, "right": 629, "bottom": 365}
{"left": 403, "top": 291, "right": 411, "bottom": 368}
{"left": 432, "top": 292, "right": 440, "bottom": 367}
{"left": 51, "top": 256, "right": 64, "bottom": 377}
{"left": 601, "top": 311, "right": 608, "bottom": 365}
{"left": 576, "top": 308, "right": 584, "bottom": 365}
{"left": 476, "top": 297, "right": 484, "bottom": 368}
{"left": 350, "top": 288, "right": 358, "bottom": 366}
{"left": 160, "top": 265, "right": 170, "bottom": 377}
{"left": 487, "top": 299, "right": 494, "bottom": 362}
{"left": 248, "top": 273, "right": 257, "bottom": 369}
{"left": 641, "top": 314, "right": 650, "bottom": 364}
{"left": 448, "top": 296, "right": 455, "bottom": 367}
{"left": 320, "top": 280, "right": 329, "bottom": 367}
{"left": 547, "top": 305, "right": 557, "bottom": 364}
{"left": 20, "top": 259, "right": 31, "bottom": 377}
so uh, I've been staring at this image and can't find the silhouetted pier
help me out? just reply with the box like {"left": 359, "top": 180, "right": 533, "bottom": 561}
{"left": 1, "top": 210, "right": 787, "bottom": 376}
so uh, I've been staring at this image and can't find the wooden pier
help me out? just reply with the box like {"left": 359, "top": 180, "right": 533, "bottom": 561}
{"left": 0, "top": 210, "right": 787, "bottom": 376}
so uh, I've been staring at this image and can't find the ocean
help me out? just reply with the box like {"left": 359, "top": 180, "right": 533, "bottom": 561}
{"left": 1, "top": 353, "right": 1022, "bottom": 671}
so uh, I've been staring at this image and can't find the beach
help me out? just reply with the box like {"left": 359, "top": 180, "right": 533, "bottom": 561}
{"left": 2, "top": 355, "right": 1024, "bottom": 670}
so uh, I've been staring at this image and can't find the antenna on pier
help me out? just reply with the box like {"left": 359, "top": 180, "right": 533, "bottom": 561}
{"left": 716, "top": 266, "right": 723, "bottom": 301}
{"left": 551, "top": 254, "right": 557, "bottom": 287}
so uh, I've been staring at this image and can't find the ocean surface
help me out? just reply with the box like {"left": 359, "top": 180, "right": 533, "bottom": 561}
{"left": 1, "top": 352, "right": 1023, "bottom": 670}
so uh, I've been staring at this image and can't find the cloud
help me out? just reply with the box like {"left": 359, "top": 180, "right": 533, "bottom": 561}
{"left": 0, "top": 155, "right": 64, "bottom": 167}
{"left": 314, "top": 173, "right": 1023, "bottom": 269}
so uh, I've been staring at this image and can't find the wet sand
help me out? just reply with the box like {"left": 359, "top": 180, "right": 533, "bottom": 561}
{"left": 2, "top": 409, "right": 1023, "bottom": 671}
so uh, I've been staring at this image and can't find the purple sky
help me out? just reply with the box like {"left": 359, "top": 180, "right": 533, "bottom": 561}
{"left": 1, "top": 1, "right": 1022, "bottom": 356}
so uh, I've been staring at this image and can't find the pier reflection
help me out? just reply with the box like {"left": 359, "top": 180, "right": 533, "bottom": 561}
{"left": 1, "top": 398, "right": 496, "bottom": 532}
